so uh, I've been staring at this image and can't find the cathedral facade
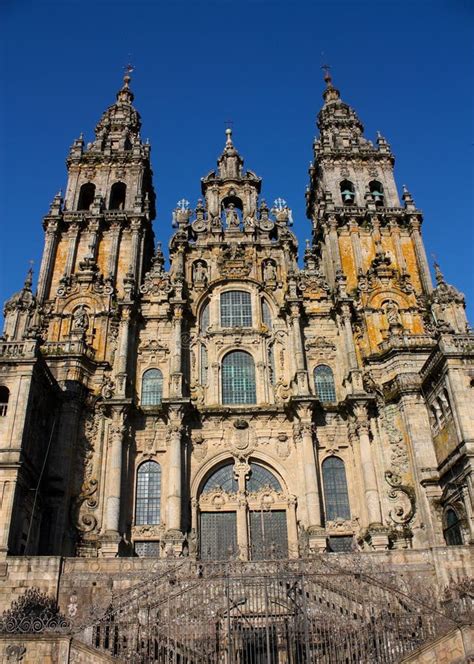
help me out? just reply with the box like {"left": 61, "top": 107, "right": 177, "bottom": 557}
{"left": 0, "top": 70, "right": 473, "bottom": 568}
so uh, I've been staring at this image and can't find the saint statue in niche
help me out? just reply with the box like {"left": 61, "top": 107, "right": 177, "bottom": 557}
{"left": 225, "top": 203, "right": 240, "bottom": 229}
{"left": 263, "top": 261, "right": 277, "bottom": 283}
{"left": 193, "top": 261, "right": 208, "bottom": 286}
{"left": 72, "top": 305, "right": 89, "bottom": 332}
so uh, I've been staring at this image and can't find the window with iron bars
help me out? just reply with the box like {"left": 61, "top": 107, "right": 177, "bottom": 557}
{"left": 220, "top": 291, "right": 252, "bottom": 328}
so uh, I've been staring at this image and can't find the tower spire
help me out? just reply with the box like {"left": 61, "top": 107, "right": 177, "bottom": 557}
{"left": 321, "top": 64, "right": 340, "bottom": 104}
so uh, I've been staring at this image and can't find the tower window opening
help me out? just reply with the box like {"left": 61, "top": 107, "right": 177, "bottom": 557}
{"left": 443, "top": 508, "right": 463, "bottom": 546}
{"left": 221, "top": 350, "right": 256, "bottom": 404}
{"left": 109, "top": 182, "right": 126, "bottom": 210}
{"left": 340, "top": 180, "right": 356, "bottom": 205}
{"left": 77, "top": 183, "right": 96, "bottom": 211}
{"left": 0, "top": 386, "right": 9, "bottom": 417}
{"left": 200, "top": 301, "right": 210, "bottom": 332}
{"left": 135, "top": 461, "right": 161, "bottom": 525}
{"left": 314, "top": 365, "right": 336, "bottom": 402}
{"left": 369, "top": 180, "right": 384, "bottom": 206}
{"left": 220, "top": 291, "right": 252, "bottom": 328}
{"left": 141, "top": 369, "right": 163, "bottom": 406}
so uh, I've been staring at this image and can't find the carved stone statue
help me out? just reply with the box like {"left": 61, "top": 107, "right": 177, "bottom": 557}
{"left": 193, "top": 261, "right": 207, "bottom": 285}
{"left": 385, "top": 300, "right": 401, "bottom": 326}
{"left": 263, "top": 261, "right": 276, "bottom": 283}
{"left": 225, "top": 203, "right": 240, "bottom": 229}
{"left": 72, "top": 305, "right": 89, "bottom": 332}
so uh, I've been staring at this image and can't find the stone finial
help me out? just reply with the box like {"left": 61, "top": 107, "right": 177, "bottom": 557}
{"left": 402, "top": 185, "right": 415, "bottom": 210}
{"left": 322, "top": 65, "right": 341, "bottom": 104}
{"left": 225, "top": 127, "right": 233, "bottom": 147}
{"left": 433, "top": 261, "right": 445, "bottom": 286}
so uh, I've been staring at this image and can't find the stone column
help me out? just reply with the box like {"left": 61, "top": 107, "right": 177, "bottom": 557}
{"left": 286, "top": 495, "right": 299, "bottom": 559}
{"left": 115, "top": 307, "right": 131, "bottom": 397}
{"left": 107, "top": 221, "right": 121, "bottom": 283}
{"left": 388, "top": 219, "right": 407, "bottom": 273}
{"left": 102, "top": 410, "right": 126, "bottom": 557}
{"left": 409, "top": 218, "right": 433, "bottom": 294}
{"left": 328, "top": 216, "right": 343, "bottom": 274}
{"left": 170, "top": 304, "right": 183, "bottom": 398}
{"left": 237, "top": 492, "right": 249, "bottom": 560}
{"left": 290, "top": 303, "right": 309, "bottom": 394}
{"left": 37, "top": 220, "right": 59, "bottom": 302}
{"left": 0, "top": 476, "right": 18, "bottom": 558}
{"left": 130, "top": 219, "right": 142, "bottom": 285}
{"left": 165, "top": 408, "right": 185, "bottom": 554}
{"left": 353, "top": 404, "right": 388, "bottom": 549}
{"left": 341, "top": 304, "right": 358, "bottom": 370}
{"left": 349, "top": 218, "right": 362, "bottom": 273}
{"left": 296, "top": 412, "right": 325, "bottom": 552}
{"left": 64, "top": 223, "right": 80, "bottom": 277}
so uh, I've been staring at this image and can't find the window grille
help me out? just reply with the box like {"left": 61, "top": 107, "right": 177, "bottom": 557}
{"left": 135, "top": 461, "right": 161, "bottom": 525}
{"left": 327, "top": 536, "right": 354, "bottom": 552}
{"left": 200, "top": 345, "right": 208, "bottom": 385}
{"left": 141, "top": 369, "right": 163, "bottom": 406}
{"left": 443, "top": 508, "right": 463, "bottom": 546}
{"left": 134, "top": 541, "right": 160, "bottom": 557}
{"left": 201, "top": 464, "right": 238, "bottom": 494}
{"left": 322, "top": 457, "right": 351, "bottom": 521}
{"left": 262, "top": 299, "right": 272, "bottom": 329}
{"left": 221, "top": 351, "right": 256, "bottom": 404}
{"left": 200, "top": 512, "right": 238, "bottom": 560}
{"left": 247, "top": 463, "right": 282, "bottom": 492}
{"left": 220, "top": 291, "right": 252, "bottom": 327}
{"left": 200, "top": 302, "right": 210, "bottom": 332}
{"left": 314, "top": 364, "right": 336, "bottom": 402}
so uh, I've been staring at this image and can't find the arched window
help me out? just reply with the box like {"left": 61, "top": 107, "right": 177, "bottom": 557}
{"left": 322, "top": 457, "right": 351, "bottom": 521}
{"left": 141, "top": 369, "right": 163, "bottom": 406}
{"left": 0, "top": 386, "right": 9, "bottom": 417}
{"left": 262, "top": 299, "right": 272, "bottom": 330}
{"left": 247, "top": 463, "right": 282, "bottom": 492}
{"left": 220, "top": 291, "right": 252, "bottom": 328}
{"left": 314, "top": 365, "right": 336, "bottom": 402}
{"left": 222, "top": 351, "right": 256, "bottom": 404}
{"left": 201, "top": 463, "right": 238, "bottom": 494}
{"left": 135, "top": 461, "right": 161, "bottom": 525}
{"left": 340, "top": 180, "right": 356, "bottom": 205}
{"left": 200, "top": 344, "right": 208, "bottom": 385}
{"left": 200, "top": 301, "right": 210, "bottom": 332}
{"left": 77, "top": 183, "right": 96, "bottom": 210}
{"left": 443, "top": 508, "right": 463, "bottom": 546}
{"left": 369, "top": 180, "right": 384, "bottom": 206}
{"left": 109, "top": 182, "right": 126, "bottom": 210}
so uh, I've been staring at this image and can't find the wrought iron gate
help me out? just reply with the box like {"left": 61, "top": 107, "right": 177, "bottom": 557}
{"left": 75, "top": 558, "right": 463, "bottom": 663}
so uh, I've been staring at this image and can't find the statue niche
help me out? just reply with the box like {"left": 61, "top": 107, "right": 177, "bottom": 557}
{"left": 263, "top": 260, "right": 277, "bottom": 287}
{"left": 192, "top": 260, "right": 208, "bottom": 288}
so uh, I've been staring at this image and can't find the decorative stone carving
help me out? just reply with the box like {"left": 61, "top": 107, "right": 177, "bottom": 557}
{"left": 385, "top": 470, "right": 416, "bottom": 526}
{"left": 217, "top": 244, "right": 252, "bottom": 278}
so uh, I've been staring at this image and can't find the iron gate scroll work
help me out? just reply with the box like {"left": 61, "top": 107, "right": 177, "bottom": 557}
{"left": 71, "top": 557, "right": 471, "bottom": 664}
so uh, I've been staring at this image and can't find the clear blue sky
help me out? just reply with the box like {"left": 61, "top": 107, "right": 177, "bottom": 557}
{"left": 1, "top": 0, "right": 473, "bottom": 323}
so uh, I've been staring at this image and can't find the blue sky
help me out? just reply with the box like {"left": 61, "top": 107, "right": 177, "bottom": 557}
{"left": 1, "top": 0, "right": 473, "bottom": 322}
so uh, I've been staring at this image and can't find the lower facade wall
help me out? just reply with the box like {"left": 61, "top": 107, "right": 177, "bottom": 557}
{"left": 0, "top": 634, "right": 117, "bottom": 663}
{"left": 0, "top": 546, "right": 472, "bottom": 626}
{"left": 400, "top": 624, "right": 473, "bottom": 663}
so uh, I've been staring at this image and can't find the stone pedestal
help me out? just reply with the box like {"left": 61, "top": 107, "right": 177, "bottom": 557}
{"left": 162, "top": 529, "right": 184, "bottom": 557}
{"left": 100, "top": 532, "right": 122, "bottom": 558}
{"left": 308, "top": 527, "right": 327, "bottom": 553}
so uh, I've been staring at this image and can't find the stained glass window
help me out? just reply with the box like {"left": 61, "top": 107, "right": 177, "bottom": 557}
{"left": 247, "top": 463, "right": 282, "bottom": 492}
{"left": 322, "top": 457, "right": 350, "bottom": 521}
{"left": 220, "top": 291, "right": 252, "bottom": 328}
{"left": 141, "top": 369, "right": 163, "bottom": 406}
{"left": 201, "top": 463, "right": 238, "bottom": 494}
{"left": 443, "top": 508, "right": 463, "bottom": 546}
{"left": 135, "top": 461, "right": 161, "bottom": 525}
{"left": 314, "top": 365, "right": 336, "bottom": 402}
{"left": 222, "top": 351, "right": 256, "bottom": 404}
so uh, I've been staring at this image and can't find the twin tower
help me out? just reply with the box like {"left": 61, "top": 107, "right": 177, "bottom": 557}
{"left": 0, "top": 71, "right": 472, "bottom": 561}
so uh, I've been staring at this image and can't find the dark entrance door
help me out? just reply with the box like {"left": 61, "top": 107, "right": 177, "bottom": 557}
{"left": 249, "top": 510, "right": 288, "bottom": 560}
{"left": 200, "top": 511, "right": 238, "bottom": 560}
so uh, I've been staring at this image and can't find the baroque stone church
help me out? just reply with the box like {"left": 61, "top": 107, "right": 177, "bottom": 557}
{"left": 1, "top": 69, "right": 473, "bottom": 561}
{"left": 0, "top": 68, "right": 473, "bottom": 664}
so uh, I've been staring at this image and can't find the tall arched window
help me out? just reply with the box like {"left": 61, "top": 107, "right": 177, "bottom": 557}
{"left": 135, "top": 461, "right": 161, "bottom": 525}
{"left": 262, "top": 299, "right": 272, "bottom": 330}
{"left": 369, "top": 180, "right": 384, "bottom": 206}
{"left": 220, "top": 291, "right": 252, "bottom": 327}
{"left": 340, "top": 180, "right": 356, "bottom": 205}
{"left": 201, "top": 463, "right": 238, "bottom": 494}
{"left": 77, "top": 183, "right": 96, "bottom": 210}
{"left": 109, "top": 181, "right": 126, "bottom": 210}
{"left": 200, "top": 345, "right": 208, "bottom": 385}
{"left": 322, "top": 457, "right": 351, "bottom": 521}
{"left": 200, "top": 301, "right": 210, "bottom": 332}
{"left": 222, "top": 351, "right": 256, "bottom": 404}
{"left": 0, "top": 386, "right": 9, "bottom": 417}
{"left": 443, "top": 508, "right": 463, "bottom": 546}
{"left": 141, "top": 369, "right": 163, "bottom": 406}
{"left": 314, "top": 365, "right": 336, "bottom": 402}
